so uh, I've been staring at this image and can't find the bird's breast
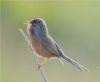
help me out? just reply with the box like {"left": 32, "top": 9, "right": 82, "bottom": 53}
{"left": 28, "top": 29, "right": 55, "bottom": 58}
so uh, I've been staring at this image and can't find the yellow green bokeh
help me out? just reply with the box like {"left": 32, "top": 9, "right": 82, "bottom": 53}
{"left": 1, "top": 0, "right": 100, "bottom": 82}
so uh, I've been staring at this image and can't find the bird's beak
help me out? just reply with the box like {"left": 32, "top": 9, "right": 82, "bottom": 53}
{"left": 24, "top": 20, "right": 36, "bottom": 28}
{"left": 24, "top": 21, "right": 32, "bottom": 27}
{"left": 27, "top": 23, "right": 32, "bottom": 28}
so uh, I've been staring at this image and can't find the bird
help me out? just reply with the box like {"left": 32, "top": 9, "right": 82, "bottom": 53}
{"left": 26, "top": 18, "right": 88, "bottom": 71}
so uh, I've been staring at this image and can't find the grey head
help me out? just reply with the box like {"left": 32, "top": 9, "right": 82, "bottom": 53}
{"left": 30, "top": 18, "right": 48, "bottom": 32}
{"left": 29, "top": 18, "right": 48, "bottom": 40}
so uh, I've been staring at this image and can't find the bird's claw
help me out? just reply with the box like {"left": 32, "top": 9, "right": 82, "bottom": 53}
{"left": 37, "top": 64, "right": 42, "bottom": 70}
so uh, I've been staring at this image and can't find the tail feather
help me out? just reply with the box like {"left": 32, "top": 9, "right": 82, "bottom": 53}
{"left": 62, "top": 55, "right": 89, "bottom": 71}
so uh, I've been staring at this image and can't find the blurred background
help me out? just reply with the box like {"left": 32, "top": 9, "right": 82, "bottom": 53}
{"left": 1, "top": 0, "right": 100, "bottom": 82}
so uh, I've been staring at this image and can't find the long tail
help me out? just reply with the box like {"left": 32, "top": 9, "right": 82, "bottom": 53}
{"left": 61, "top": 55, "right": 89, "bottom": 71}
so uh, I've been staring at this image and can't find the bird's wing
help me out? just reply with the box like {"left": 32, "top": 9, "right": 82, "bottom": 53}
{"left": 40, "top": 35, "right": 62, "bottom": 58}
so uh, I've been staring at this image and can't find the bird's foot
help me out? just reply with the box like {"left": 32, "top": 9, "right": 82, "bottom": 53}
{"left": 36, "top": 58, "right": 49, "bottom": 70}
{"left": 37, "top": 64, "right": 43, "bottom": 70}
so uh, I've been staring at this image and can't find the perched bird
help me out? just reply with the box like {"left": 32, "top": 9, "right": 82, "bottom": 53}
{"left": 27, "top": 18, "right": 88, "bottom": 71}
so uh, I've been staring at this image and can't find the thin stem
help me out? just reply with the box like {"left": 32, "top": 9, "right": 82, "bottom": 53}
{"left": 19, "top": 28, "right": 48, "bottom": 82}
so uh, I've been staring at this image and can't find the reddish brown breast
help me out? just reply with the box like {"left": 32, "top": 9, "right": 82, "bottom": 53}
{"left": 27, "top": 26, "right": 55, "bottom": 58}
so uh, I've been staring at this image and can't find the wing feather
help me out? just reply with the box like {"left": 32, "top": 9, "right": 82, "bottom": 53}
{"left": 40, "top": 35, "right": 61, "bottom": 57}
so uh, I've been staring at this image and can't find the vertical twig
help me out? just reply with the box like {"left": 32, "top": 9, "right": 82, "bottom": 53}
{"left": 19, "top": 28, "right": 48, "bottom": 82}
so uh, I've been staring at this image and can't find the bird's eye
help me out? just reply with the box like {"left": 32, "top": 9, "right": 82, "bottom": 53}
{"left": 32, "top": 23, "right": 36, "bottom": 27}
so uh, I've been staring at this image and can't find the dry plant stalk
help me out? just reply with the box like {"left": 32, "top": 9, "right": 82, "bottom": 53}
{"left": 19, "top": 28, "right": 48, "bottom": 82}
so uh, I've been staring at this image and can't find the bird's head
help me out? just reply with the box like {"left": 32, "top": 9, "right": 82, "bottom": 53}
{"left": 30, "top": 18, "right": 44, "bottom": 27}
{"left": 29, "top": 18, "right": 47, "bottom": 30}
{"left": 27, "top": 18, "right": 48, "bottom": 35}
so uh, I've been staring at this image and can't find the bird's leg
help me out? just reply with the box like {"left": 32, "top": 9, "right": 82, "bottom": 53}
{"left": 37, "top": 58, "right": 49, "bottom": 70}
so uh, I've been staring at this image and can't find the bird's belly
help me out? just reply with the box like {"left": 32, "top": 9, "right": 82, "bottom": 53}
{"left": 31, "top": 39, "right": 55, "bottom": 58}
{"left": 28, "top": 31, "right": 55, "bottom": 58}
{"left": 36, "top": 48, "right": 54, "bottom": 58}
